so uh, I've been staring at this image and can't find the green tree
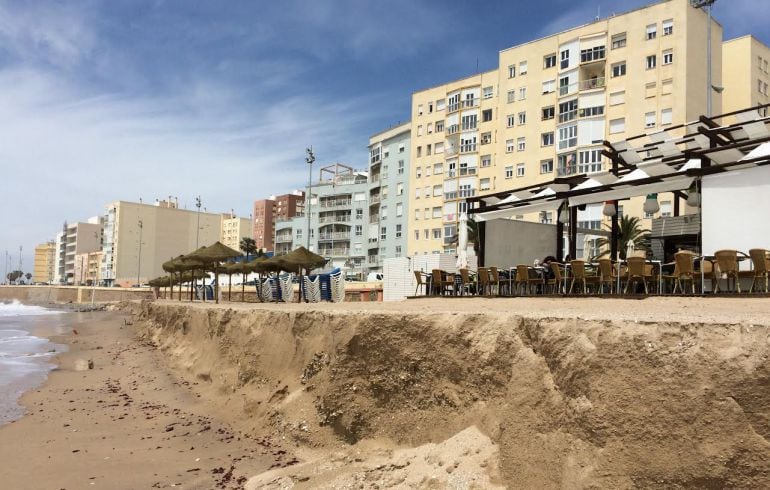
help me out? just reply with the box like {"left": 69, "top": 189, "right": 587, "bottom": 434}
{"left": 239, "top": 237, "right": 257, "bottom": 261}
{"left": 24, "top": 273, "right": 32, "bottom": 283}
{"left": 595, "top": 215, "right": 650, "bottom": 260}
{"left": 450, "top": 218, "right": 480, "bottom": 254}
{"left": 6, "top": 270, "right": 23, "bottom": 283}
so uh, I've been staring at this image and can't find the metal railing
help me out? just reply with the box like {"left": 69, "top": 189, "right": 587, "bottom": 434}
{"left": 559, "top": 82, "right": 578, "bottom": 97}
{"left": 579, "top": 77, "right": 606, "bottom": 91}
{"left": 318, "top": 231, "right": 351, "bottom": 241}
{"left": 318, "top": 215, "right": 351, "bottom": 224}
{"left": 319, "top": 199, "right": 352, "bottom": 208}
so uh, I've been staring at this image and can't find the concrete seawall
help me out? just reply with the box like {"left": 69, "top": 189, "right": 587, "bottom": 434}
{"left": 0, "top": 285, "right": 154, "bottom": 304}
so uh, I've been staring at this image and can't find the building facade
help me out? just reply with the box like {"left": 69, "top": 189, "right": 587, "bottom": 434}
{"left": 722, "top": 35, "right": 770, "bottom": 116}
{"left": 220, "top": 215, "right": 252, "bottom": 252}
{"left": 367, "top": 122, "right": 411, "bottom": 272}
{"left": 32, "top": 241, "right": 56, "bottom": 284}
{"left": 74, "top": 251, "right": 103, "bottom": 286}
{"left": 252, "top": 191, "right": 304, "bottom": 252}
{"left": 101, "top": 200, "right": 221, "bottom": 287}
{"left": 53, "top": 219, "right": 103, "bottom": 284}
{"left": 407, "top": 0, "right": 723, "bottom": 256}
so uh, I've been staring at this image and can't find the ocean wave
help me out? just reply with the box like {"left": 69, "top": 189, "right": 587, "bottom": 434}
{"left": 0, "top": 300, "right": 63, "bottom": 317}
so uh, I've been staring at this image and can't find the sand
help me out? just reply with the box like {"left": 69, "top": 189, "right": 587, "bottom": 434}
{"left": 3, "top": 296, "right": 770, "bottom": 488}
{"left": 0, "top": 310, "right": 291, "bottom": 489}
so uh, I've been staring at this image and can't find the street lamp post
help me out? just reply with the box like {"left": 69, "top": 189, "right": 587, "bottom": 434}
{"left": 195, "top": 196, "right": 202, "bottom": 249}
{"left": 137, "top": 219, "right": 143, "bottom": 287}
{"left": 305, "top": 147, "right": 315, "bottom": 250}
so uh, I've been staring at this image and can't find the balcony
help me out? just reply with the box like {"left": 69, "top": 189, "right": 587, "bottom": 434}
{"left": 370, "top": 174, "right": 380, "bottom": 184}
{"left": 558, "top": 110, "right": 578, "bottom": 124}
{"left": 446, "top": 124, "right": 460, "bottom": 135}
{"left": 319, "top": 199, "right": 352, "bottom": 209}
{"left": 275, "top": 234, "right": 293, "bottom": 243}
{"left": 369, "top": 215, "right": 380, "bottom": 224}
{"left": 319, "top": 248, "right": 350, "bottom": 257}
{"left": 445, "top": 146, "right": 458, "bottom": 156}
{"left": 318, "top": 231, "right": 351, "bottom": 241}
{"left": 578, "top": 77, "right": 605, "bottom": 91}
{"left": 459, "top": 143, "right": 477, "bottom": 154}
{"left": 444, "top": 170, "right": 457, "bottom": 179}
{"left": 461, "top": 98, "right": 478, "bottom": 109}
{"left": 447, "top": 102, "right": 460, "bottom": 113}
{"left": 461, "top": 122, "right": 478, "bottom": 131}
{"left": 367, "top": 256, "right": 381, "bottom": 265}
{"left": 318, "top": 214, "right": 351, "bottom": 224}
{"left": 556, "top": 165, "right": 578, "bottom": 177}
{"left": 459, "top": 167, "right": 477, "bottom": 176}
{"left": 558, "top": 82, "right": 578, "bottom": 97}
{"left": 444, "top": 188, "right": 476, "bottom": 201}
{"left": 369, "top": 194, "right": 381, "bottom": 205}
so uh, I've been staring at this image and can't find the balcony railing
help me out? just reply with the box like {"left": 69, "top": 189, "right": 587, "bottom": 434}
{"left": 444, "top": 189, "right": 476, "bottom": 200}
{"left": 444, "top": 170, "right": 457, "bottom": 179}
{"left": 318, "top": 214, "right": 351, "bottom": 224}
{"left": 319, "top": 248, "right": 349, "bottom": 257}
{"left": 367, "top": 256, "right": 381, "bottom": 265}
{"left": 369, "top": 195, "right": 381, "bottom": 205}
{"left": 578, "top": 77, "right": 605, "bottom": 91}
{"left": 275, "top": 234, "right": 293, "bottom": 243}
{"left": 459, "top": 143, "right": 477, "bottom": 153}
{"left": 319, "top": 199, "right": 352, "bottom": 209}
{"left": 558, "top": 82, "right": 578, "bottom": 97}
{"left": 556, "top": 165, "right": 578, "bottom": 177}
{"left": 318, "top": 231, "right": 351, "bottom": 241}
{"left": 446, "top": 124, "right": 460, "bottom": 135}
{"left": 445, "top": 146, "right": 458, "bottom": 156}
{"left": 370, "top": 174, "right": 380, "bottom": 184}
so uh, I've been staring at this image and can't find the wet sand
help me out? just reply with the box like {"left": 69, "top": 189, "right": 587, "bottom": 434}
{"left": 0, "top": 310, "right": 292, "bottom": 489}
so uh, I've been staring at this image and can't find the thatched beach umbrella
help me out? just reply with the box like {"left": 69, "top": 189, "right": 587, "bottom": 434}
{"left": 162, "top": 256, "right": 185, "bottom": 301}
{"left": 178, "top": 254, "right": 207, "bottom": 302}
{"left": 280, "top": 246, "right": 327, "bottom": 302}
{"left": 185, "top": 242, "right": 243, "bottom": 304}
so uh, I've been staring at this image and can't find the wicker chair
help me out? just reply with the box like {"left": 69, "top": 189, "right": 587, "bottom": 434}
{"left": 546, "top": 262, "right": 564, "bottom": 294}
{"left": 431, "top": 269, "right": 454, "bottom": 296}
{"left": 413, "top": 271, "right": 427, "bottom": 296}
{"left": 624, "top": 257, "right": 651, "bottom": 294}
{"left": 713, "top": 250, "right": 741, "bottom": 293}
{"left": 489, "top": 267, "right": 501, "bottom": 296}
{"left": 673, "top": 251, "right": 697, "bottom": 294}
{"left": 477, "top": 267, "right": 490, "bottom": 296}
{"left": 749, "top": 248, "right": 769, "bottom": 293}
{"left": 513, "top": 265, "right": 531, "bottom": 295}
{"left": 597, "top": 258, "right": 616, "bottom": 294}
{"left": 569, "top": 260, "right": 599, "bottom": 294}
{"left": 458, "top": 268, "right": 476, "bottom": 296}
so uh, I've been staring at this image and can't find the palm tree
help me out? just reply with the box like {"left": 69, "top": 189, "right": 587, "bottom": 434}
{"left": 450, "top": 217, "right": 480, "bottom": 254}
{"left": 595, "top": 215, "right": 650, "bottom": 260}
{"left": 239, "top": 237, "right": 257, "bottom": 261}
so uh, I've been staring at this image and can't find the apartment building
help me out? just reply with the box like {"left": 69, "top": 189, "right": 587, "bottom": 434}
{"left": 101, "top": 199, "right": 221, "bottom": 287}
{"left": 276, "top": 164, "right": 370, "bottom": 277}
{"left": 73, "top": 251, "right": 103, "bottom": 286}
{"left": 408, "top": 0, "right": 722, "bottom": 256}
{"left": 252, "top": 191, "right": 304, "bottom": 252}
{"left": 53, "top": 219, "right": 103, "bottom": 284}
{"left": 367, "top": 122, "right": 411, "bottom": 272}
{"left": 220, "top": 215, "right": 252, "bottom": 252}
{"left": 723, "top": 35, "right": 770, "bottom": 116}
{"left": 32, "top": 241, "right": 56, "bottom": 284}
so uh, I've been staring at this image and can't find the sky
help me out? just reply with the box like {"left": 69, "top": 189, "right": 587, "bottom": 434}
{"left": 0, "top": 0, "right": 767, "bottom": 272}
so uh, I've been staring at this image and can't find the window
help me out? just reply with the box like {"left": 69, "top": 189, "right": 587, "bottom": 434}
{"left": 580, "top": 45, "right": 605, "bottom": 63}
{"left": 541, "top": 132, "right": 554, "bottom": 147}
{"left": 414, "top": 230, "right": 419, "bottom": 240}
{"left": 539, "top": 211, "right": 553, "bottom": 224}
{"left": 519, "top": 87, "right": 527, "bottom": 100}
{"left": 482, "top": 109, "right": 493, "bottom": 122}
{"left": 432, "top": 228, "right": 441, "bottom": 239}
{"left": 433, "top": 185, "right": 442, "bottom": 197}
{"left": 417, "top": 125, "right": 423, "bottom": 136}
{"left": 508, "top": 64, "right": 516, "bottom": 78}
{"left": 540, "top": 159, "right": 554, "bottom": 174}
{"left": 544, "top": 53, "right": 557, "bottom": 69}
{"left": 519, "top": 61, "right": 528, "bottom": 75}
{"left": 397, "top": 160, "right": 404, "bottom": 174}
{"left": 609, "top": 90, "right": 625, "bottom": 106}
{"left": 645, "top": 111, "right": 656, "bottom": 128}
{"left": 381, "top": 185, "right": 389, "bottom": 198}
{"left": 558, "top": 99, "right": 578, "bottom": 123}
{"left": 507, "top": 114, "right": 515, "bottom": 128}
{"left": 660, "top": 200, "right": 672, "bottom": 217}
{"left": 427, "top": 123, "right": 433, "bottom": 134}
{"left": 481, "top": 155, "right": 491, "bottom": 167}
{"left": 517, "top": 137, "right": 526, "bottom": 151}
{"left": 557, "top": 124, "right": 577, "bottom": 150}
{"left": 423, "top": 187, "right": 430, "bottom": 198}
{"left": 560, "top": 49, "right": 569, "bottom": 69}
{"left": 663, "top": 49, "right": 673, "bottom": 65}
{"left": 578, "top": 148, "right": 603, "bottom": 173}
{"left": 481, "top": 131, "right": 492, "bottom": 144}
{"left": 461, "top": 113, "right": 477, "bottom": 130}
{"left": 579, "top": 104, "right": 604, "bottom": 118}
{"left": 612, "top": 32, "right": 627, "bottom": 49}
{"left": 506, "top": 139, "right": 514, "bottom": 153}
{"left": 428, "top": 102, "right": 433, "bottom": 113}
{"left": 609, "top": 118, "right": 625, "bottom": 134}
{"left": 416, "top": 146, "right": 422, "bottom": 157}
{"left": 480, "top": 177, "right": 491, "bottom": 191}
{"left": 646, "top": 24, "right": 657, "bottom": 40}
{"left": 435, "top": 120, "right": 444, "bottom": 132}
{"left": 505, "top": 165, "right": 513, "bottom": 179}
{"left": 435, "top": 142, "right": 444, "bottom": 154}
{"left": 646, "top": 55, "right": 657, "bottom": 70}
{"left": 661, "top": 78, "right": 673, "bottom": 95}
{"left": 396, "top": 203, "right": 403, "bottom": 217}
{"left": 414, "top": 209, "right": 420, "bottom": 219}
{"left": 507, "top": 90, "right": 516, "bottom": 103}
{"left": 645, "top": 82, "right": 657, "bottom": 98}
{"left": 542, "top": 106, "right": 555, "bottom": 120}
{"left": 760, "top": 79, "right": 768, "bottom": 95}
{"left": 611, "top": 61, "right": 626, "bottom": 78}
{"left": 663, "top": 19, "right": 673, "bottom": 36}
{"left": 416, "top": 166, "right": 421, "bottom": 178}
{"left": 518, "top": 111, "right": 527, "bottom": 125}
{"left": 395, "top": 245, "right": 402, "bottom": 257}
{"left": 395, "top": 224, "right": 402, "bottom": 239}
{"left": 432, "top": 207, "right": 441, "bottom": 218}
{"left": 356, "top": 209, "right": 363, "bottom": 219}
{"left": 381, "top": 226, "right": 387, "bottom": 240}
{"left": 426, "top": 143, "right": 432, "bottom": 156}
{"left": 483, "top": 86, "right": 493, "bottom": 99}
{"left": 542, "top": 79, "right": 555, "bottom": 94}
{"left": 516, "top": 163, "right": 525, "bottom": 177}
{"left": 433, "top": 163, "right": 443, "bottom": 174}
{"left": 381, "top": 205, "right": 388, "bottom": 219}
{"left": 417, "top": 104, "right": 423, "bottom": 116}
{"left": 436, "top": 99, "right": 445, "bottom": 111}
{"left": 661, "top": 108, "right": 673, "bottom": 126}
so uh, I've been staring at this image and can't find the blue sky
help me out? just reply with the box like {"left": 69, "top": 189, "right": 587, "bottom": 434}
{"left": 0, "top": 0, "right": 767, "bottom": 271}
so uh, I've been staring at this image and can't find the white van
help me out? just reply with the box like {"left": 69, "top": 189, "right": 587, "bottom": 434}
{"left": 366, "top": 272, "right": 384, "bottom": 282}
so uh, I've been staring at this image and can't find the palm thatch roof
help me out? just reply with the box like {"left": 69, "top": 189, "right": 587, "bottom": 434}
{"left": 185, "top": 241, "right": 242, "bottom": 263}
{"left": 280, "top": 246, "right": 327, "bottom": 272}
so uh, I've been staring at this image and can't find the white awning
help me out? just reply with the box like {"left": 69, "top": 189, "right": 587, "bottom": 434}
{"left": 475, "top": 199, "right": 565, "bottom": 222}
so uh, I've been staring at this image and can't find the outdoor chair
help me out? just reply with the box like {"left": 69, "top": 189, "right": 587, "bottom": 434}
{"left": 568, "top": 260, "right": 599, "bottom": 294}
{"left": 477, "top": 267, "right": 490, "bottom": 296}
{"left": 748, "top": 248, "right": 769, "bottom": 293}
{"left": 431, "top": 269, "right": 454, "bottom": 296}
{"left": 458, "top": 268, "right": 476, "bottom": 296}
{"left": 489, "top": 267, "right": 502, "bottom": 295}
{"left": 624, "top": 257, "right": 651, "bottom": 294}
{"left": 713, "top": 250, "right": 741, "bottom": 293}
{"left": 514, "top": 265, "right": 532, "bottom": 295}
{"left": 413, "top": 271, "right": 427, "bottom": 296}
{"left": 597, "top": 259, "right": 616, "bottom": 294}
{"left": 673, "top": 251, "right": 697, "bottom": 294}
{"left": 546, "top": 262, "right": 564, "bottom": 294}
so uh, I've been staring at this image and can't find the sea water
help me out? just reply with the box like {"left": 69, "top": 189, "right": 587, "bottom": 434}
{"left": 0, "top": 300, "right": 66, "bottom": 425}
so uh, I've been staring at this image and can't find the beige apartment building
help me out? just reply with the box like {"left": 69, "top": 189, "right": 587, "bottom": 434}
{"left": 408, "top": 0, "right": 723, "bottom": 256}
{"left": 32, "top": 241, "right": 56, "bottom": 284}
{"left": 73, "top": 251, "right": 103, "bottom": 286}
{"left": 101, "top": 200, "right": 222, "bottom": 287}
{"left": 722, "top": 35, "right": 770, "bottom": 116}
{"left": 219, "top": 215, "right": 252, "bottom": 252}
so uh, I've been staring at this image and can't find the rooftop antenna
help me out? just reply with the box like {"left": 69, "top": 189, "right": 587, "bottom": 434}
{"left": 476, "top": 57, "right": 479, "bottom": 73}
{"left": 595, "top": 5, "right": 600, "bottom": 21}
